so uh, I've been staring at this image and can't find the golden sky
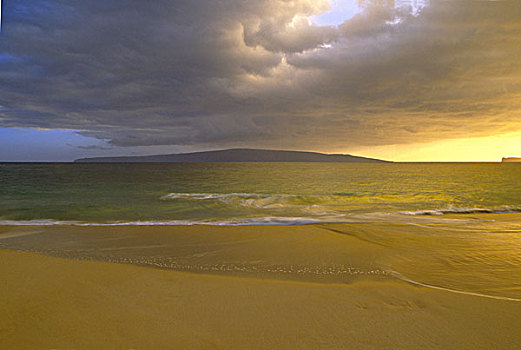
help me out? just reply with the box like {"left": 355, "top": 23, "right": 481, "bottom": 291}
{"left": 351, "top": 132, "right": 521, "bottom": 162}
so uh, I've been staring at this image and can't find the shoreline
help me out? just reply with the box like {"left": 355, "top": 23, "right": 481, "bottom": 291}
{"left": 1, "top": 211, "right": 521, "bottom": 227}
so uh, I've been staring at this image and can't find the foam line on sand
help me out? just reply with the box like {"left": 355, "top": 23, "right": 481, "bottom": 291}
{"left": 389, "top": 270, "right": 521, "bottom": 302}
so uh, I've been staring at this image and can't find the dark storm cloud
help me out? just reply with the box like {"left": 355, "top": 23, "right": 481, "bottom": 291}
{"left": 1, "top": 0, "right": 520, "bottom": 150}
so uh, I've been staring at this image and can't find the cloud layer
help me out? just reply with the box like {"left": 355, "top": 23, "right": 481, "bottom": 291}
{"left": 1, "top": 0, "right": 520, "bottom": 151}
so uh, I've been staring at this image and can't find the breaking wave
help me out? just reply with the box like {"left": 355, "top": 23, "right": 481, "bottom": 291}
{"left": 398, "top": 206, "right": 521, "bottom": 216}
{"left": 0, "top": 216, "right": 338, "bottom": 227}
{"left": 160, "top": 193, "right": 261, "bottom": 200}
{"left": 160, "top": 192, "right": 330, "bottom": 209}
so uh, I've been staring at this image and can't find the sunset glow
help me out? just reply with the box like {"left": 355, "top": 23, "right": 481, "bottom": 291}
{"left": 352, "top": 132, "right": 521, "bottom": 162}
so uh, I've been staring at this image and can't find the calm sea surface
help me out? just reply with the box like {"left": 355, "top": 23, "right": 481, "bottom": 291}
{"left": 1, "top": 162, "right": 521, "bottom": 224}
{"left": 1, "top": 162, "right": 521, "bottom": 300}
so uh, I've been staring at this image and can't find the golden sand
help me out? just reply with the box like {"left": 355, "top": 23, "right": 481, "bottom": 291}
{"left": 1, "top": 249, "right": 521, "bottom": 348}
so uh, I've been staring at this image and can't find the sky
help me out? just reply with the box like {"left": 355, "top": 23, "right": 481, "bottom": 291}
{"left": 0, "top": 0, "right": 520, "bottom": 161}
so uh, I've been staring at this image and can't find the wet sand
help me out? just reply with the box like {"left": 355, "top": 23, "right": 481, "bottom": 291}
{"left": 1, "top": 224, "right": 521, "bottom": 348}
{"left": 0, "top": 224, "right": 392, "bottom": 284}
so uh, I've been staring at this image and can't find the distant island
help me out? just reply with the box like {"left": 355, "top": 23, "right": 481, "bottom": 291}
{"left": 502, "top": 157, "right": 521, "bottom": 163}
{"left": 75, "top": 148, "right": 389, "bottom": 163}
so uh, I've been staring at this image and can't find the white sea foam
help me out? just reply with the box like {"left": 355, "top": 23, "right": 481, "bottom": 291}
{"left": 160, "top": 192, "right": 331, "bottom": 210}
{"left": 3, "top": 205, "right": 520, "bottom": 227}
{"left": 160, "top": 192, "right": 263, "bottom": 200}
{"left": 0, "top": 217, "right": 338, "bottom": 227}
{"left": 0, "top": 219, "right": 80, "bottom": 226}
{"left": 78, "top": 216, "right": 334, "bottom": 226}
{"left": 389, "top": 270, "right": 521, "bottom": 302}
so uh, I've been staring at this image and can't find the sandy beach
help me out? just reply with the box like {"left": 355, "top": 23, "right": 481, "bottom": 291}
{"left": 2, "top": 0, "right": 521, "bottom": 345}
{"left": 1, "top": 224, "right": 521, "bottom": 349}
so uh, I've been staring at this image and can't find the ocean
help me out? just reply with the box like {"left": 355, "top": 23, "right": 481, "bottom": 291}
{"left": 1, "top": 162, "right": 521, "bottom": 300}
{"left": 1, "top": 162, "right": 521, "bottom": 225}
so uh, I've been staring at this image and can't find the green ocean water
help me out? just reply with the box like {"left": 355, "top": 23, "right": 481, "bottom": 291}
{"left": 1, "top": 162, "right": 521, "bottom": 224}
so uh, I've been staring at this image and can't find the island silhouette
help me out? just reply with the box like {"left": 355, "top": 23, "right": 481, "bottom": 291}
{"left": 75, "top": 148, "right": 389, "bottom": 163}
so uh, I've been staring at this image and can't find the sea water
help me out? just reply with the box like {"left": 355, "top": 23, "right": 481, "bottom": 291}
{"left": 1, "top": 162, "right": 521, "bottom": 224}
